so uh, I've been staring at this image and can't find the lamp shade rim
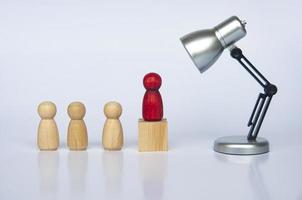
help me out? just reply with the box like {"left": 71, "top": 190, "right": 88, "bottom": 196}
{"left": 180, "top": 29, "right": 224, "bottom": 73}
{"left": 180, "top": 37, "right": 209, "bottom": 73}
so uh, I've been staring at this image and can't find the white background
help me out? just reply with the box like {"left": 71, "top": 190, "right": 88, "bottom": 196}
{"left": 0, "top": 0, "right": 301, "bottom": 199}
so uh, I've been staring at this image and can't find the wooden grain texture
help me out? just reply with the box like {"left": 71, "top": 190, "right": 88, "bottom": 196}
{"left": 138, "top": 119, "right": 168, "bottom": 152}
{"left": 102, "top": 102, "right": 124, "bottom": 150}
{"left": 37, "top": 101, "right": 59, "bottom": 150}
{"left": 67, "top": 102, "right": 88, "bottom": 150}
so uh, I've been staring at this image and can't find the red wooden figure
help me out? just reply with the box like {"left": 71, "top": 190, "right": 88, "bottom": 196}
{"left": 142, "top": 72, "right": 163, "bottom": 121}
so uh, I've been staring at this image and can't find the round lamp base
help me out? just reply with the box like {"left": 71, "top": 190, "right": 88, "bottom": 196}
{"left": 214, "top": 136, "right": 269, "bottom": 155}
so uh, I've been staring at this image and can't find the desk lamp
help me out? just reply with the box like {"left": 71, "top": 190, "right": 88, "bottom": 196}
{"left": 180, "top": 16, "right": 277, "bottom": 155}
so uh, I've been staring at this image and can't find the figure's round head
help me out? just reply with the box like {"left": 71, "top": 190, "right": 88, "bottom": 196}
{"left": 104, "top": 101, "right": 122, "bottom": 119}
{"left": 143, "top": 72, "right": 162, "bottom": 90}
{"left": 38, "top": 101, "right": 57, "bottom": 119}
{"left": 68, "top": 102, "right": 86, "bottom": 120}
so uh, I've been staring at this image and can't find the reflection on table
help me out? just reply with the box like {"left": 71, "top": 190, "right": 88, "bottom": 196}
{"left": 215, "top": 153, "right": 270, "bottom": 200}
{"left": 139, "top": 153, "right": 168, "bottom": 200}
{"left": 68, "top": 151, "right": 88, "bottom": 200}
{"left": 102, "top": 151, "right": 124, "bottom": 199}
{"left": 38, "top": 151, "right": 59, "bottom": 200}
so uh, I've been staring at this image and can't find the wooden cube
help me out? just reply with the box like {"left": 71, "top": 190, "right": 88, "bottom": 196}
{"left": 138, "top": 119, "right": 168, "bottom": 152}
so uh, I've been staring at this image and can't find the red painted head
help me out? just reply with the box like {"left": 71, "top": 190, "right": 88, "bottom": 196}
{"left": 143, "top": 72, "right": 162, "bottom": 90}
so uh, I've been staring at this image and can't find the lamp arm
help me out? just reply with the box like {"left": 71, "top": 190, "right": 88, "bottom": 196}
{"left": 230, "top": 47, "right": 277, "bottom": 140}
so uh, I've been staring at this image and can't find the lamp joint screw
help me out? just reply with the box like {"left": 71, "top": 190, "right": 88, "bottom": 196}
{"left": 230, "top": 47, "right": 243, "bottom": 59}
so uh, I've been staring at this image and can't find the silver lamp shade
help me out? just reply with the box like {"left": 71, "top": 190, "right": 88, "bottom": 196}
{"left": 180, "top": 16, "right": 247, "bottom": 73}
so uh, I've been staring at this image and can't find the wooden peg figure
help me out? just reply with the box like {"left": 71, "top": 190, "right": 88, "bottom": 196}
{"left": 67, "top": 102, "right": 88, "bottom": 150}
{"left": 102, "top": 101, "right": 124, "bottom": 150}
{"left": 143, "top": 72, "right": 163, "bottom": 121}
{"left": 138, "top": 72, "right": 168, "bottom": 152}
{"left": 37, "top": 101, "right": 59, "bottom": 150}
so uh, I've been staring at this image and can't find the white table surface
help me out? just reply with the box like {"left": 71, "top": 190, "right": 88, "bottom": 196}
{"left": 1, "top": 131, "right": 301, "bottom": 200}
